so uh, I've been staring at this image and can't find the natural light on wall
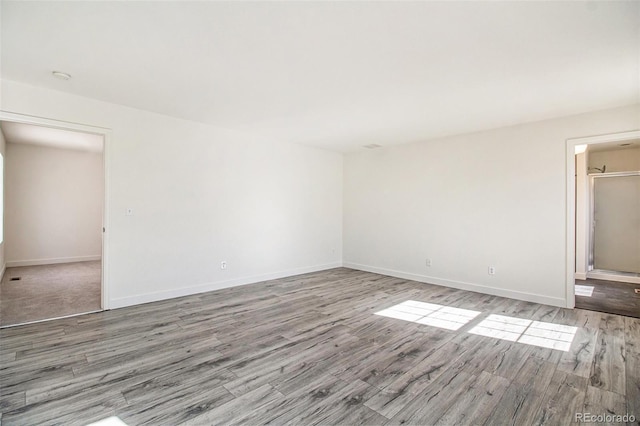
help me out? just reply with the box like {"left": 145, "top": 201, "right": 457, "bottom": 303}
{"left": 374, "top": 300, "right": 481, "bottom": 331}
{"left": 468, "top": 314, "right": 577, "bottom": 352}
{"left": 575, "top": 144, "right": 587, "bottom": 154}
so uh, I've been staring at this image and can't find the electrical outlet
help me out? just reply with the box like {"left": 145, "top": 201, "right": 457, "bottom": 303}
{"left": 488, "top": 266, "right": 496, "bottom": 275}
{"left": 220, "top": 261, "right": 227, "bottom": 270}
{"left": 426, "top": 258, "right": 432, "bottom": 267}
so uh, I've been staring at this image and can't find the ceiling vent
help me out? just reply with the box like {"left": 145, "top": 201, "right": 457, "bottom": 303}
{"left": 363, "top": 144, "right": 382, "bottom": 149}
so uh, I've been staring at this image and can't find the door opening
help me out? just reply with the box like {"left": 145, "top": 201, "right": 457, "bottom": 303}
{"left": 0, "top": 113, "right": 110, "bottom": 327}
{"left": 566, "top": 130, "right": 640, "bottom": 318}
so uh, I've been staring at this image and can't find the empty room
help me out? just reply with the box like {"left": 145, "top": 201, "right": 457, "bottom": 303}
{"left": 0, "top": 1, "right": 639, "bottom": 426}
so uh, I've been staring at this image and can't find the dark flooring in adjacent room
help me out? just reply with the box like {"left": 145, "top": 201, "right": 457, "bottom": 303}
{"left": 0, "top": 261, "right": 101, "bottom": 327}
{"left": 1, "top": 268, "right": 638, "bottom": 426}
{"left": 575, "top": 277, "right": 640, "bottom": 319}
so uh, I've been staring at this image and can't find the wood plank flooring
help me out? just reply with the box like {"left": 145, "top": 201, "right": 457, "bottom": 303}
{"left": 1, "top": 268, "right": 639, "bottom": 425}
{"left": 575, "top": 278, "right": 640, "bottom": 319}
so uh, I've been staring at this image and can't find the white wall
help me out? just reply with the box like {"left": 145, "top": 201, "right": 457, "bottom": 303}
{"left": 589, "top": 147, "right": 640, "bottom": 173}
{"left": 4, "top": 77, "right": 637, "bottom": 310}
{"left": 5, "top": 142, "right": 103, "bottom": 266}
{"left": 344, "top": 105, "right": 640, "bottom": 307}
{"left": 1, "top": 80, "right": 343, "bottom": 308}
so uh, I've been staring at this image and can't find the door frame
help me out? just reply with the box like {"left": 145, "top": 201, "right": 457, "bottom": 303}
{"left": 565, "top": 130, "right": 640, "bottom": 308}
{"left": 0, "top": 110, "right": 112, "bottom": 310}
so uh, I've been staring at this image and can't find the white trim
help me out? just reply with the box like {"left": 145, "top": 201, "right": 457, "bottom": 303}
{"left": 109, "top": 261, "right": 343, "bottom": 309}
{"left": 575, "top": 272, "right": 587, "bottom": 281}
{"left": 565, "top": 130, "right": 640, "bottom": 309}
{"left": 574, "top": 151, "right": 589, "bottom": 280}
{"left": 0, "top": 310, "right": 102, "bottom": 329}
{"left": 6, "top": 255, "right": 101, "bottom": 268}
{"left": 101, "top": 131, "right": 111, "bottom": 310}
{"left": 0, "top": 110, "right": 111, "bottom": 310}
{"left": 566, "top": 131, "right": 640, "bottom": 146}
{"left": 566, "top": 138, "right": 578, "bottom": 308}
{"left": 0, "top": 111, "right": 110, "bottom": 134}
{"left": 587, "top": 272, "right": 640, "bottom": 285}
{"left": 343, "top": 262, "right": 566, "bottom": 308}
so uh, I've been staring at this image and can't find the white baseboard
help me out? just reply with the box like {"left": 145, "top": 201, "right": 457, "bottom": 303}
{"left": 343, "top": 262, "right": 566, "bottom": 308}
{"left": 6, "top": 255, "right": 102, "bottom": 268}
{"left": 575, "top": 272, "right": 587, "bottom": 280}
{"left": 587, "top": 272, "right": 640, "bottom": 284}
{"left": 109, "top": 261, "right": 343, "bottom": 309}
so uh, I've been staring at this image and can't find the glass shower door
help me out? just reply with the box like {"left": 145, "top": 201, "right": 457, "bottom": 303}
{"left": 592, "top": 173, "right": 640, "bottom": 274}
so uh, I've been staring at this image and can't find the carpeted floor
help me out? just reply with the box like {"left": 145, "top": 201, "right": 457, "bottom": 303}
{"left": 0, "top": 261, "right": 101, "bottom": 327}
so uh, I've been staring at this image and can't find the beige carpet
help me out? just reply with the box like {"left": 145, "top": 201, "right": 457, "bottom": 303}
{"left": 0, "top": 261, "right": 101, "bottom": 327}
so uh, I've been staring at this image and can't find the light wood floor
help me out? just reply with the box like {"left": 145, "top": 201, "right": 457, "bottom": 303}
{"left": 1, "top": 268, "right": 638, "bottom": 425}
{"left": 0, "top": 261, "right": 101, "bottom": 327}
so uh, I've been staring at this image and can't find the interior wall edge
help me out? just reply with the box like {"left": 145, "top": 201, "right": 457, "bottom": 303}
{"left": 343, "top": 261, "right": 567, "bottom": 308}
{"left": 108, "top": 261, "right": 343, "bottom": 310}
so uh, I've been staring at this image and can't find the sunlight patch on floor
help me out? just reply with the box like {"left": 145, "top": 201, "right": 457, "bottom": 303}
{"left": 85, "top": 416, "right": 129, "bottom": 426}
{"left": 374, "top": 300, "right": 481, "bottom": 330}
{"left": 575, "top": 285, "right": 594, "bottom": 297}
{"left": 469, "top": 314, "right": 577, "bottom": 351}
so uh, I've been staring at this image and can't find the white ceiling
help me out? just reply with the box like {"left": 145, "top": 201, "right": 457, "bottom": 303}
{"left": 0, "top": 121, "right": 104, "bottom": 153}
{"left": 2, "top": 1, "right": 638, "bottom": 152}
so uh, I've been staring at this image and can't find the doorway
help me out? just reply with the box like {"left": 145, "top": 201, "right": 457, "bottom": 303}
{"left": 566, "top": 131, "right": 640, "bottom": 318}
{"left": 0, "top": 113, "right": 110, "bottom": 327}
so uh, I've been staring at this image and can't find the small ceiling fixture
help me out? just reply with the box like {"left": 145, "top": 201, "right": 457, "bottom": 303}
{"left": 363, "top": 144, "right": 382, "bottom": 149}
{"left": 52, "top": 71, "right": 71, "bottom": 80}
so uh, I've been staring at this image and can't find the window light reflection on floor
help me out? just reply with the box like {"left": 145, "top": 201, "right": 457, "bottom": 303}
{"left": 468, "top": 314, "right": 577, "bottom": 351}
{"left": 575, "top": 285, "right": 594, "bottom": 297}
{"left": 374, "top": 300, "right": 481, "bottom": 331}
{"left": 85, "top": 416, "right": 129, "bottom": 426}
